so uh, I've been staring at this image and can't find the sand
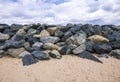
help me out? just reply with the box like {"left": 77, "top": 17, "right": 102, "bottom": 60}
{"left": 0, "top": 55, "right": 120, "bottom": 82}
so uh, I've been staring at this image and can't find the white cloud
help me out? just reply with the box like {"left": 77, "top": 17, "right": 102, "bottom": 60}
{"left": 0, "top": 0, "right": 120, "bottom": 25}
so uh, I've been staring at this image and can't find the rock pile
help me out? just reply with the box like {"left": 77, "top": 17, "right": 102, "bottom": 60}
{"left": 0, "top": 23, "right": 120, "bottom": 66}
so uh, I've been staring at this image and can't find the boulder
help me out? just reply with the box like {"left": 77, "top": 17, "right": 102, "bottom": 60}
{"left": 72, "top": 43, "right": 86, "bottom": 54}
{"left": 0, "top": 24, "right": 9, "bottom": 31}
{"left": 109, "top": 49, "right": 120, "bottom": 59}
{"left": 3, "top": 29, "right": 15, "bottom": 37}
{"left": 26, "top": 28, "right": 37, "bottom": 36}
{"left": 19, "top": 51, "right": 31, "bottom": 58}
{"left": 43, "top": 43, "right": 60, "bottom": 50}
{"left": 56, "top": 42, "right": 67, "bottom": 47}
{"left": 88, "top": 35, "right": 109, "bottom": 43}
{"left": 24, "top": 42, "right": 30, "bottom": 50}
{"left": 16, "top": 29, "right": 26, "bottom": 35}
{"left": 62, "top": 31, "right": 73, "bottom": 41}
{"left": 109, "top": 40, "right": 120, "bottom": 49}
{"left": 79, "top": 51, "right": 103, "bottom": 63}
{"left": 94, "top": 43, "right": 112, "bottom": 54}
{"left": 31, "top": 51, "right": 50, "bottom": 60}
{"left": 66, "top": 31, "right": 86, "bottom": 46}
{"left": 68, "top": 25, "right": 81, "bottom": 34}
{"left": 59, "top": 45, "right": 72, "bottom": 55}
{"left": 110, "top": 25, "right": 120, "bottom": 31}
{"left": 0, "top": 50, "right": 7, "bottom": 58}
{"left": 81, "top": 24, "right": 94, "bottom": 37}
{"left": 47, "top": 26, "right": 60, "bottom": 35}
{"left": 55, "top": 30, "right": 64, "bottom": 38}
{"left": 92, "top": 25, "right": 102, "bottom": 35}
{"left": 32, "top": 42, "right": 43, "bottom": 49}
{"left": 49, "top": 50, "right": 62, "bottom": 59}
{"left": 10, "top": 24, "right": 23, "bottom": 31}
{"left": 40, "top": 36, "right": 60, "bottom": 43}
{"left": 7, "top": 47, "right": 25, "bottom": 58}
{"left": 22, "top": 55, "right": 38, "bottom": 66}
{"left": 98, "top": 54, "right": 111, "bottom": 58}
{"left": 85, "top": 41, "right": 95, "bottom": 53}
{"left": 11, "top": 34, "right": 25, "bottom": 41}
{"left": 34, "top": 30, "right": 50, "bottom": 38}
{"left": 0, "top": 33, "right": 10, "bottom": 41}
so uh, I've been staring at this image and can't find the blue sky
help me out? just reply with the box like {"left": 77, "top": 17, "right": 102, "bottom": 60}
{"left": 0, "top": 0, "right": 120, "bottom": 25}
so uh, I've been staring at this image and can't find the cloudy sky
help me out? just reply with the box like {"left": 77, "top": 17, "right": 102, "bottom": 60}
{"left": 0, "top": 0, "right": 120, "bottom": 25}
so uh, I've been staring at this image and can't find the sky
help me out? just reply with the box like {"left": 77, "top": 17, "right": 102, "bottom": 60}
{"left": 0, "top": 0, "right": 120, "bottom": 25}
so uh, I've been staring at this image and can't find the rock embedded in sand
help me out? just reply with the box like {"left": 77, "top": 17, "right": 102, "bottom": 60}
{"left": 109, "top": 49, "right": 120, "bottom": 59}
{"left": 49, "top": 50, "right": 62, "bottom": 59}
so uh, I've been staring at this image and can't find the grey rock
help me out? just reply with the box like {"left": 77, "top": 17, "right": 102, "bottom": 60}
{"left": 31, "top": 51, "right": 50, "bottom": 60}
{"left": 49, "top": 50, "right": 62, "bottom": 59}
{"left": 68, "top": 25, "right": 81, "bottom": 34}
{"left": 109, "top": 40, "right": 120, "bottom": 49}
{"left": 55, "top": 30, "right": 64, "bottom": 38}
{"left": 10, "top": 24, "right": 23, "bottom": 31}
{"left": 7, "top": 47, "right": 25, "bottom": 58}
{"left": 32, "top": 42, "right": 43, "bottom": 49}
{"left": 22, "top": 55, "right": 38, "bottom": 66}
{"left": 3, "top": 29, "right": 15, "bottom": 37}
{"left": 93, "top": 25, "right": 102, "bottom": 35}
{"left": 108, "top": 31, "right": 120, "bottom": 42}
{"left": 94, "top": 43, "right": 112, "bottom": 54}
{"left": 0, "top": 24, "right": 9, "bottom": 31}
{"left": 98, "top": 54, "right": 111, "bottom": 58}
{"left": 85, "top": 41, "right": 95, "bottom": 52}
{"left": 79, "top": 51, "right": 103, "bottom": 63}
{"left": 110, "top": 49, "right": 120, "bottom": 59}
{"left": 72, "top": 43, "right": 86, "bottom": 54}
{"left": 19, "top": 51, "right": 31, "bottom": 58}
{"left": 0, "top": 50, "right": 7, "bottom": 58}
{"left": 56, "top": 42, "right": 67, "bottom": 47}
{"left": 11, "top": 34, "right": 25, "bottom": 41}
{"left": 43, "top": 43, "right": 60, "bottom": 50}
{"left": 110, "top": 25, "right": 120, "bottom": 31}
{"left": 40, "top": 36, "right": 60, "bottom": 43}
{"left": 26, "top": 28, "right": 37, "bottom": 36}
{"left": 59, "top": 45, "right": 72, "bottom": 55}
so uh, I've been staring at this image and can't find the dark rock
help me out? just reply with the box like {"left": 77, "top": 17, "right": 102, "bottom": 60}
{"left": 0, "top": 50, "right": 7, "bottom": 58}
{"left": 10, "top": 24, "right": 23, "bottom": 31}
{"left": 85, "top": 41, "right": 95, "bottom": 52}
{"left": 26, "top": 28, "right": 37, "bottom": 37}
{"left": 79, "top": 51, "right": 103, "bottom": 63}
{"left": 59, "top": 45, "right": 72, "bottom": 55}
{"left": 93, "top": 25, "right": 102, "bottom": 35}
{"left": 22, "top": 55, "right": 38, "bottom": 66}
{"left": 0, "top": 24, "right": 9, "bottom": 31}
{"left": 3, "top": 29, "right": 15, "bottom": 37}
{"left": 109, "top": 40, "right": 120, "bottom": 49}
{"left": 62, "top": 31, "right": 73, "bottom": 41}
{"left": 11, "top": 34, "right": 25, "bottom": 41}
{"left": 68, "top": 25, "right": 81, "bottom": 34}
{"left": 68, "top": 44, "right": 77, "bottom": 50}
{"left": 55, "top": 30, "right": 64, "bottom": 38}
{"left": 56, "top": 42, "right": 67, "bottom": 47}
{"left": 32, "top": 42, "right": 43, "bottom": 49}
{"left": 27, "top": 37, "right": 39, "bottom": 46}
{"left": 110, "top": 49, "right": 120, "bottom": 59}
{"left": 49, "top": 50, "right": 62, "bottom": 59}
{"left": 98, "top": 54, "right": 111, "bottom": 58}
{"left": 19, "top": 51, "right": 31, "bottom": 58}
{"left": 40, "top": 36, "right": 60, "bottom": 44}
{"left": 94, "top": 43, "right": 112, "bottom": 54}
{"left": 81, "top": 24, "right": 94, "bottom": 37}
{"left": 31, "top": 51, "right": 50, "bottom": 60}
{"left": 37, "top": 24, "right": 45, "bottom": 32}
{"left": 72, "top": 43, "right": 86, "bottom": 54}
{"left": 110, "top": 25, "right": 120, "bottom": 31}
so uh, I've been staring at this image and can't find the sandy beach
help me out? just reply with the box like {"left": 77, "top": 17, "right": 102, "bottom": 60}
{"left": 0, "top": 55, "right": 120, "bottom": 82}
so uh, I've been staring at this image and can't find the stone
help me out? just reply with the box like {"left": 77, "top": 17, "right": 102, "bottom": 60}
{"left": 110, "top": 25, "right": 120, "bottom": 31}
{"left": 16, "top": 29, "right": 26, "bottom": 35}
{"left": 0, "top": 50, "right": 7, "bottom": 58}
{"left": 0, "top": 24, "right": 9, "bottom": 31}
{"left": 10, "top": 24, "right": 23, "bottom": 31}
{"left": 0, "top": 33, "right": 10, "bottom": 41}
{"left": 7, "top": 47, "right": 25, "bottom": 58}
{"left": 88, "top": 35, "right": 109, "bottom": 43}
{"left": 32, "top": 42, "right": 43, "bottom": 49}
{"left": 56, "top": 42, "right": 67, "bottom": 47}
{"left": 85, "top": 41, "right": 95, "bottom": 52}
{"left": 79, "top": 51, "right": 103, "bottom": 63}
{"left": 98, "top": 54, "right": 111, "bottom": 58}
{"left": 26, "top": 28, "right": 37, "bottom": 36}
{"left": 40, "top": 36, "right": 60, "bottom": 43}
{"left": 68, "top": 44, "right": 77, "bottom": 50}
{"left": 109, "top": 49, "right": 120, "bottom": 59}
{"left": 62, "top": 31, "right": 73, "bottom": 41}
{"left": 31, "top": 51, "right": 50, "bottom": 60}
{"left": 24, "top": 42, "right": 30, "bottom": 50}
{"left": 93, "top": 25, "right": 102, "bottom": 35}
{"left": 37, "top": 25, "right": 45, "bottom": 32}
{"left": 43, "top": 43, "right": 60, "bottom": 50}
{"left": 3, "top": 29, "right": 15, "bottom": 37}
{"left": 27, "top": 37, "right": 39, "bottom": 46}
{"left": 4, "top": 40, "right": 25, "bottom": 48}
{"left": 34, "top": 30, "right": 50, "bottom": 38}
{"left": 23, "top": 25, "right": 31, "bottom": 31}
{"left": 109, "top": 40, "right": 120, "bottom": 49}
{"left": 49, "top": 50, "right": 62, "bottom": 59}
{"left": 68, "top": 25, "right": 81, "bottom": 34}
{"left": 81, "top": 24, "right": 94, "bottom": 37}
{"left": 19, "top": 51, "right": 31, "bottom": 58}
{"left": 55, "top": 30, "right": 64, "bottom": 38}
{"left": 66, "top": 31, "right": 86, "bottom": 46}
{"left": 59, "top": 45, "right": 72, "bottom": 55}
{"left": 11, "top": 34, "right": 25, "bottom": 41}
{"left": 72, "top": 43, "right": 86, "bottom": 54}
{"left": 94, "top": 43, "right": 112, "bottom": 54}
{"left": 47, "top": 26, "right": 60, "bottom": 35}
{"left": 22, "top": 55, "right": 38, "bottom": 66}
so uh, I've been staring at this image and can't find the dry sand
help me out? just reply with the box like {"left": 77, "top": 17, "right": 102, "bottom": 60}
{"left": 0, "top": 55, "right": 120, "bottom": 82}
